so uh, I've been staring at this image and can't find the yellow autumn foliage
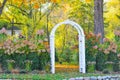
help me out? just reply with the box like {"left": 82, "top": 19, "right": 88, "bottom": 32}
{"left": 105, "top": 24, "right": 115, "bottom": 39}
{"left": 0, "top": 1, "right": 2, "bottom": 7}
{"left": 104, "top": 0, "right": 120, "bottom": 24}
{"left": 21, "top": 26, "right": 28, "bottom": 40}
{"left": 104, "top": 0, "right": 120, "bottom": 39}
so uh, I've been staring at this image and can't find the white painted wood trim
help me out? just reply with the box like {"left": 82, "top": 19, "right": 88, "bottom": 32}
{"left": 50, "top": 19, "right": 86, "bottom": 74}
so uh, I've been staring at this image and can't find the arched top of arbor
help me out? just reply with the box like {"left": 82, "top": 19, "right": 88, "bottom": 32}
{"left": 49, "top": 19, "right": 86, "bottom": 74}
{"left": 50, "top": 20, "right": 85, "bottom": 37}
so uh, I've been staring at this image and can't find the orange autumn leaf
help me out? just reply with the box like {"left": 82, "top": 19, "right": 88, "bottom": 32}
{"left": 85, "top": 0, "right": 91, "bottom": 3}
{"left": 51, "top": 0, "right": 61, "bottom": 3}
{"left": 41, "top": 0, "right": 46, "bottom": 3}
{"left": 51, "top": 0, "right": 57, "bottom": 3}
{"left": 34, "top": 3, "right": 39, "bottom": 9}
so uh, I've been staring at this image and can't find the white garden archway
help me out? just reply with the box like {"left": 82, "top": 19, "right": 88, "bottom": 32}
{"left": 50, "top": 20, "right": 86, "bottom": 74}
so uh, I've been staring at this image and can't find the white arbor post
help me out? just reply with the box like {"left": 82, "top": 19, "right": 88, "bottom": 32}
{"left": 50, "top": 20, "right": 86, "bottom": 74}
{"left": 79, "top": 36, "right": 86, "bottom": 73}
{"left": 50, "top": 35, "right": 55, "bottom": 74}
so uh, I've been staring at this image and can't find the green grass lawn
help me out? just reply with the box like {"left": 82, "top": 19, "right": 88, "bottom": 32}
{"left": 0, "top": 72, "right": 106, "bottom": 80}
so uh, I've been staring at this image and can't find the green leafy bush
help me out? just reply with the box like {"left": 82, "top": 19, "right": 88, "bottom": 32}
{"left": 113, "top": 59, "right": 119, "bottom": 72}
{"left": 0, "top": 20, "right": 9, "bottom": 29}
{"left": 96, "top": 51, "right": 107, "bottom": 71}
{"left": 85, "top": 32, "right": 100, "bottom": 62}
{"left": 85, "top": 32, "right": 100, "bottom": 71}
{"left": 7, "top": 60, "right": 15, "bottom": 71}
{"left": 0, "top": 29, "right": 50, "bottom": 72}
{"left": 87, "top": 62, "right": 95, "bottom": 73}
{"left": 105, "top": 62, "right": 113, "bottom": 72}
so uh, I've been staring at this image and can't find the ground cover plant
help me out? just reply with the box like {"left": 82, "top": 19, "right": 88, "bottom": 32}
{"left": 0, "top": 72, "right": 107, "bottom": 80}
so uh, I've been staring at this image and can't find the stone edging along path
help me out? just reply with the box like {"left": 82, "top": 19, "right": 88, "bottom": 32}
{"left": 64, "top": 75, "right": 120, "bottom": 80}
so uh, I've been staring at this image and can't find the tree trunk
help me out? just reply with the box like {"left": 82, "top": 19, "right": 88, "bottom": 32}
{"left": 0, "top": 0, "right": 7, "bottom": 15}
{"left": 46, "top": 13, "right": 50, "bottom": 44}
{"left": 94, "top": 0, "right": 104, "bottom": 43}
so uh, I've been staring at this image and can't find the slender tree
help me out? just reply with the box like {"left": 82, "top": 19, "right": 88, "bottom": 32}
{"left": 94, "top": 0, "right": 104, "bottom": 43}
{"left": 0, "top": 0, "right": 7, "bottom": 15}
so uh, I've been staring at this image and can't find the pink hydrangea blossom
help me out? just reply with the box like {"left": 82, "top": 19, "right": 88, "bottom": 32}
{"left": 114, "top": 30, "right": 120, "bottom": 36}
{"left": 47, "top": 49, "right": 50, "bottom": 53}
{"left": 93, "top": 45, "right": 98, "bottom": 49}
{"left": 0, "top": 27, "right": 7, "bottom": 34}
{"left": 103, "top": 38, "right": 109, "bottom": 42}
{"left": 38, "top": 40, "right": 43, "bottom": 44}
{"left": 104, "top": 49, "right": 109, "bottom": 54}
{"left": 42, "top": 49, "right": 46, "bottom": 52}
{"left": 96, "top": 33, "right": 101, "bottom": 38}
{"left": 36, "top": 29, "right": 44, "bottom": 35}
{"left": 117, "top": 54, "right": 120, "bottom": 58}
